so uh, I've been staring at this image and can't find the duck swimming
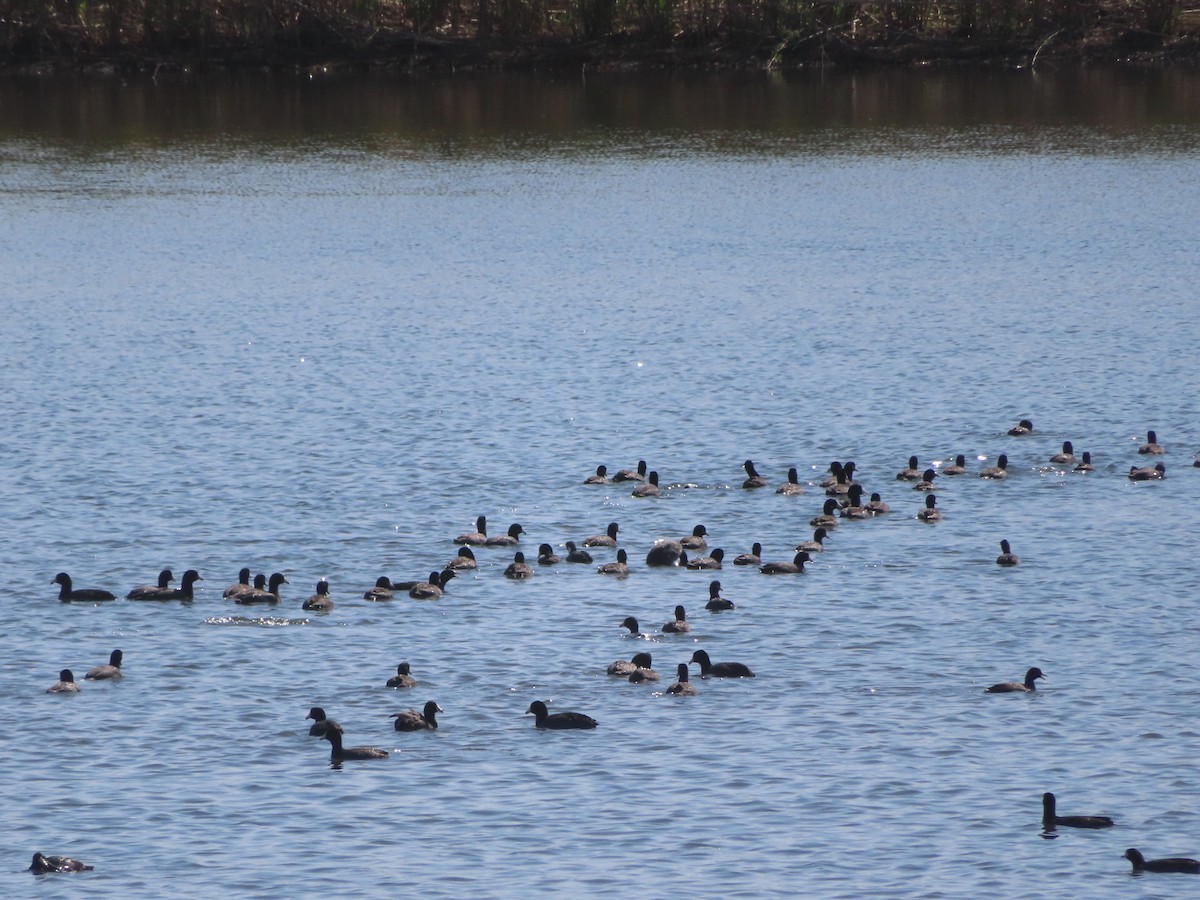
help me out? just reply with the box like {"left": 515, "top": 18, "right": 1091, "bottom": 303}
{"left": 705, "top": 580, "right": 735, "bottom": 611}
{"left": 1008, "top": 418, "right": 1034, "bottom": 436}
{"left": 1124, "top": 848, "right": 1200, "bottom": 874}
{"left": 46, "top": 669, "right": 80, "bottom": 693}
{"left": 1042, "top": 792, "right": 1113, "bottom": 829}
{"left": 1128, "top": 462, "right": 1165, "bottom": 481}
{"left": 306, "top": 706, "right": 338, "bottom": 736}
{"left": 1138, "top": 430, "right": 1165, "bottom": 454}
{"left": 1050, "top": 441, "right": 1076, "bottom": 464}
{"left": 454, "top": 516, "right": 488, "bottom": 545}
{"left": 917, "top": 495, "right": 943, "bottom": 521}
{"left": 565, "top": 542, "right": 594, "bottom": 564}
{"left": 410, "top": 570, "right": 455, "bottom": 599}
{"left": 302, "top": 580, "right": 333, "bottom": 611}
{"left": 235, "top": 572, "right": 287, "bottom": 605}
{"left": 631, "top": 471, "right": 661, "bottom": 497}
{"left": 742, "top": 459, "right": 767, "bottom": 488}
{"left": 584, "top": 465, "right": 610, "bottom": 484}
{"left": 996, "top": 540, "right": 1019, "bottom": 566}
{"left": 364, "top": 576, "right": 395, "bottom": 601}
{"left": 896, "top": 455, "right": 922, "bottom": 481}
{"left": 690, "top": 649, "right": 755, "bottom": 678}
{"left": 136, "top": 568, "right": 202, "bottom": 601}
{"left": 85, "top": 649, "right": 123, "bottom": 680}
{"left": 777, "top": 468, "right": 805, "bottom": 495}
{"left": 796, "top": 528, "right": 827, "bottom": 553}
{"left": 679, "top": 525, "right": 708, "bottom": 550}
{"left": 612, "top": 460, "right": 647, "bottom": 482}
{"left": 913, "top": 469, "right": 938, "bottom": 491}
{"left": 537, "top": 543, "right": 562, "bottom": 565}
{"left": 608, "top": 651, "right": 653, "bottom": 676}
{"left": 504, "top": 552, "right": 534, "bottom": 579}
{"left": 867, "top": 493, "right": 891, "bottom": 515}
{"left": 761, "top": 551, "right": 809, "bottom": 574}
{"left": 645, "top": 539, "right": 683, "bottom": 567}
{"left": 662, "top": 605, "right": 691, "bottom": 633}
{"left": 392, "top": 700, "right": 441, "bottom": 731}
{"left": 29, "top": 852, "right": 93, "bottom": 873}
{"left": 223, "top": 567, "right": 252, "bottom": 598}
{"left": 126, "top": 568, "right": 173, "bottom": 600}
{"left": 583, "top": 522, "right": 620, "bottom": 548}
{"left": 597, "top": 549, "right": 630, "bottom": 576}
{"left": 980, "top": 454, "right": 1009, "bottom": 479}
{"left": 984, "top": 667, "right": 1045, "bottom": 693}
{"left": 445, "top": 547, "right": 478, "bottom": 570}
{"left": 686, "top": 548, "right": 724, "bottom": 570}
{"left": 485, "top": 523, "right": 525, "bottom": 547}
{"left": 526, "top": 700, "right": 597, "bottom": 730}
{"left": 1074, "top": 451, "right": 1095, "bottom": 472}
{"left": 53, "top": 573, "right": 115, "bottom": 603}
{"left": 323, "top": 725, "right": 389, "bottom": 761}
{"left": 666, "top": 664, "right": 698, "bottom": 696}
{"left": 810, "top": 499, "right": 840, "bottom": 528}
{"left": 942, "top": 454, "right": 968, "bottom": 475}
{"left": 733, "top": 543, "right": 763, "bottom": 566}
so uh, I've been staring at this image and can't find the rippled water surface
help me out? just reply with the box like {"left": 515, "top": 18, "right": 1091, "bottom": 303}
{"left": 3, "top": 69, "right": 1200, "bottom": 897}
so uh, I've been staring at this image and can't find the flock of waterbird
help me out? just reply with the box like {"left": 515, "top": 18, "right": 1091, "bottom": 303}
{"left": 33, "top": 422, "right": 1197, "bottom": 876}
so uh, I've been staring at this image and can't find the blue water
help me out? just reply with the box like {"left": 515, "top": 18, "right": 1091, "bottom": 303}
{"left": 3, "top": 70, "right": 1200, "bottom": 897}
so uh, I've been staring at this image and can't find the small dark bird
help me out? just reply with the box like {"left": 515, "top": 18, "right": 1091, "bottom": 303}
{"left": 584, "top": 465, "right": 610, "bottom": 484}
{"left": 896, "top": 455, "right": 922, "bottom": 480}
{"left": 53, "top": 573, "right": 115, "bottom": 602}
{"left": 126, "top": 568, "right": 174, "bottom": 600}
{"left": 612, "top": 460, "right": 647, "bottom": 482}
{"left": 705, "top": 580, "right": 735, "bottom": 611}
{"left": 392, "top": 700, "right": 441, "bottom": 731}
{"left": 645, "top": 539, "right": 682, "bottom": 567}
{"left": 631, "top": 471, "right": 661, "bottom": 497}
{"left": 1138, "top": 430, "right": 1165, "bottom": 454}
{"left": 985, "top": 667, "right": 1045, "bottom": 693}
{"left": 85, "top": 649, "right": 123, "bottom": 680}
{"left": 608, "top": 651, "right": 653, "bottom": 676}
{"left": 690, "top": 649, "right": 754, "bottom": 678}
{"left": 680, "top": 524, "right": 709, "bottom": 550}
{"left": 387, "top": 663, "right": 417, "bottom": 688}
{"left": 733, "top": 543, "right": 763, "bottom": 566}
{"left": 1041, "top": 792, "right": 1113, "bottom": 830}
{"left": 597, "top": 549, "right": 630, "bottom": 576}
{"left": 1050, "top": 440, "right": 1076, "bottom": 464}
{"left": 1128, "top": 462, "right": 1166, "bottom": 481}
{"left": 446, "top": 547, "right": 478, "bottom": 570}
{"left": 565, "top": 542, "right": 593, "bottom": 564}
{"left": 364, "top": 576, "right": 395, "bottom": 601}
{"left": 306, "top": 707, "right": 338, "bottom": 737}
{"left": 1008, "top": 418, "right": 1033, "bottom": 436}
{"left": 666, "top": 663, "right": 698, "bottom": 695}
{"left": 454, "top": 515, "right": 488, "bottom": 545}
{"left": 1124, "top": 848, "right": 1200, "bottom": 874}
{"left": 235, "top": 572, "right": 287, "bottom": 604}
{"left": 29, "top": 852, "right": 93, "bottom": 873}
{"left": 760, "top": 551, "right": 808, "bottom": 574}
{"left": 223, "top": 567, "right": 252, "bottom": 598}
{"left": 686, "top": 548, "right": 724, "bottom": 570}
{"left": 302, "top": 580, "right": 333, "bottom": 611}
{"left": 996, "top": 540, "right": 1019, "bottom": 566}
{"left": 980, "top": 454, "right": 1009, "bottom": 479}
{"left": 46, "top": 669, "right": 80, "bottom": 693}
{"left": 526, "top": 700, "right": 597, "bottom": 730}
{"left": 777, "top": 468, "right": 805, "bottom": 495}
{"left": 942, "top": 454, "right": 968, "bottom": 475}
{"left": 485, "top": 523, "right": 525, "bottom": 547}
{"left": 917, "top": 494, "right": 942, "bottom": 521}
{"left": 742, "top": 459, "right": 767, "bottom": 488}
{"left": 662, "top": 605, "right": 691, "bottom": 633}
{"left": 1074, "top": 452, "right": 1095, "bottom": 472}
{"left": 323, "top": 726, "right": 388, "bottom": 761}
{"left": 582, "top": 522, "right": 619, "bottom": 548}
{"left": 504, "top": 552, "right": 534, "bottom": 579}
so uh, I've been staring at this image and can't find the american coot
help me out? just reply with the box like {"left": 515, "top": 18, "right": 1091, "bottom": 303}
{"left": 810, "top": 499, "right": 840, "bottom": 529}
{"left": 917, "top": 494, "right": 943, "bottom": 522}
{"left": 364, "top": 576, "right": 395, "bottom": 601}
{"left": 1042, "top": 792, "right": 1114, "bottom": 829}
{"left": 631, "top": 471, "right": 661, "bottom": 497}
{"left": 608, "top": 651, "right": 654, "bottom": 676}
{"left": 85, "top": 649, "right": 123, "bottom": 680}
{"left": 680, "top": 525, "right": 708, "bottom": 550}
{"left": 1008, "top": 418, "right": 1034, "bottom": 436}
{"left": 686, "top": 548, "right": 724, "bottom": 570}
{"left": 564, "top": 542, "right": 593, "bottom": 564}
{"left": 662, "top": 605, "right": 691, "bottom": 633}
{"left": 645, "top": 539, "right": 682, "bottom": 567}
{"left": 868, "top": 493, "right": 891, "bottom": 515}
{"left": 985, "top": 667, "right": 1045, "bottom": 693}
{"left": 743, "top": 459, "right": 768, "bottom": 488}
{"left": 454, "top": 516, "right": 488, "bottom": 545}
{"left": 1128, "top": 462, "right": 1165, "bottom": 481}
{"left": 504, "top": 552, "right": 534, "bottom": 579}
{"left": 1138, "top": 430, "right": 1165, "bottom": 455}
{"left": 705, "top": 580, "right": 735, "bottom": 611}
{"left": 597, "top": 549, "right": 630, "bottom": 576}
{"left": 796, "top": 528, "right": 827, "bottom": 553}
{"left": 896, "top": 455, "right": 922, "bottom": 481}
{"left": 53, "top": 573, "right": 115, "bottom": 603}
{"left": 526, "top": 700, "right": 597, "bottom": 730}
{"left": 323, "top": 726, "right": 389, "bottom": 761}
{"left": 387, "top": 662, "right": 417, "bottom": 688}
{"left": 913, "top": 469, "right": 939, "bottom": 491}
{"left": 942, "top": 454, "right": 968, "bottom": 475}
{"left": 980, "top": 454, "right": 1009, "bottom": 479}
{"left": 392, "top": 700, "right": 441, "bottom": 731}
{"left": 777, "top": 468, "right": 806, "bottom": 495}
{"left": 666, "top": 663, "right": 698, "bottom": 696}
{"left": 235, "top": 572, "right": 287, "bottom": 605}
{"left": 1074, "top": 452, "right": 1095, "bottom": 472}
{"left": 302, "top": 580, "right": 333, "bottom": 611}
{"left": 1124, "top": 848, "right": 1200, "bottom": 874}
{"left": 584, "top": 465, "right": 610, "bottom": 485}
{"left": 135, "top": 569, "right": 202, "bottom": 601}
{"left": 446, "top": 547, "right": 478, "bottom": 570}
{"left": 409, "top": 570, "right": 454, "bottom": 599}
{"left": 47, "top": 669, "right": 80, "bottom": 693}
{"left": 582, "top": 522, "right": 619, "bottom": 548}
{"left": 996, "top": 540, "right": 1020, "bottom": 566}
{"left": 223, "top": 567, "right": 252, "bottom": 598}
{"left": 612, "top": 460, "right": 647, "bottom": 482}
{"left": 733, "top": 543, "right": 763, "bottom": 566}
{"left": 29, "top": 852, "right": 93, "bottom": 873}
{"left": 760, "top": 551, "right": 808, "bottom": 574}
{"left": 126, "top": 568, "right": 173, "bottom": 600}
{"left": 485, "top": 523, "right": 526, "bottom": 547}
{"left": 690, "top": 649, "right": 754, "bottom": 678}
{"left": 1050, "top": 441, "right": 1076, "bottom": 464}
{"left": 306, "top": 707, "right": 337, "bottom": 736}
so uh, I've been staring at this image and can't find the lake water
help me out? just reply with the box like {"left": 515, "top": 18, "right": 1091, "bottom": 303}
{"left": 2, "top": 67, "right": 1200, "bottom": 897}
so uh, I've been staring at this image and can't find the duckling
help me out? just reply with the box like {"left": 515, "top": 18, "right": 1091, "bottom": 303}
{"left": 867, "top": 492, "right": 891, "bottom": 515}
{"left": 985, "top": 667, "right": 1045, "bottom": 693}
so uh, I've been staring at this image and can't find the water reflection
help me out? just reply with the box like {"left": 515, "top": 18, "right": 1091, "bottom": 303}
{"left": 1, "top": 68, "right": 1198, "bottom": 155}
